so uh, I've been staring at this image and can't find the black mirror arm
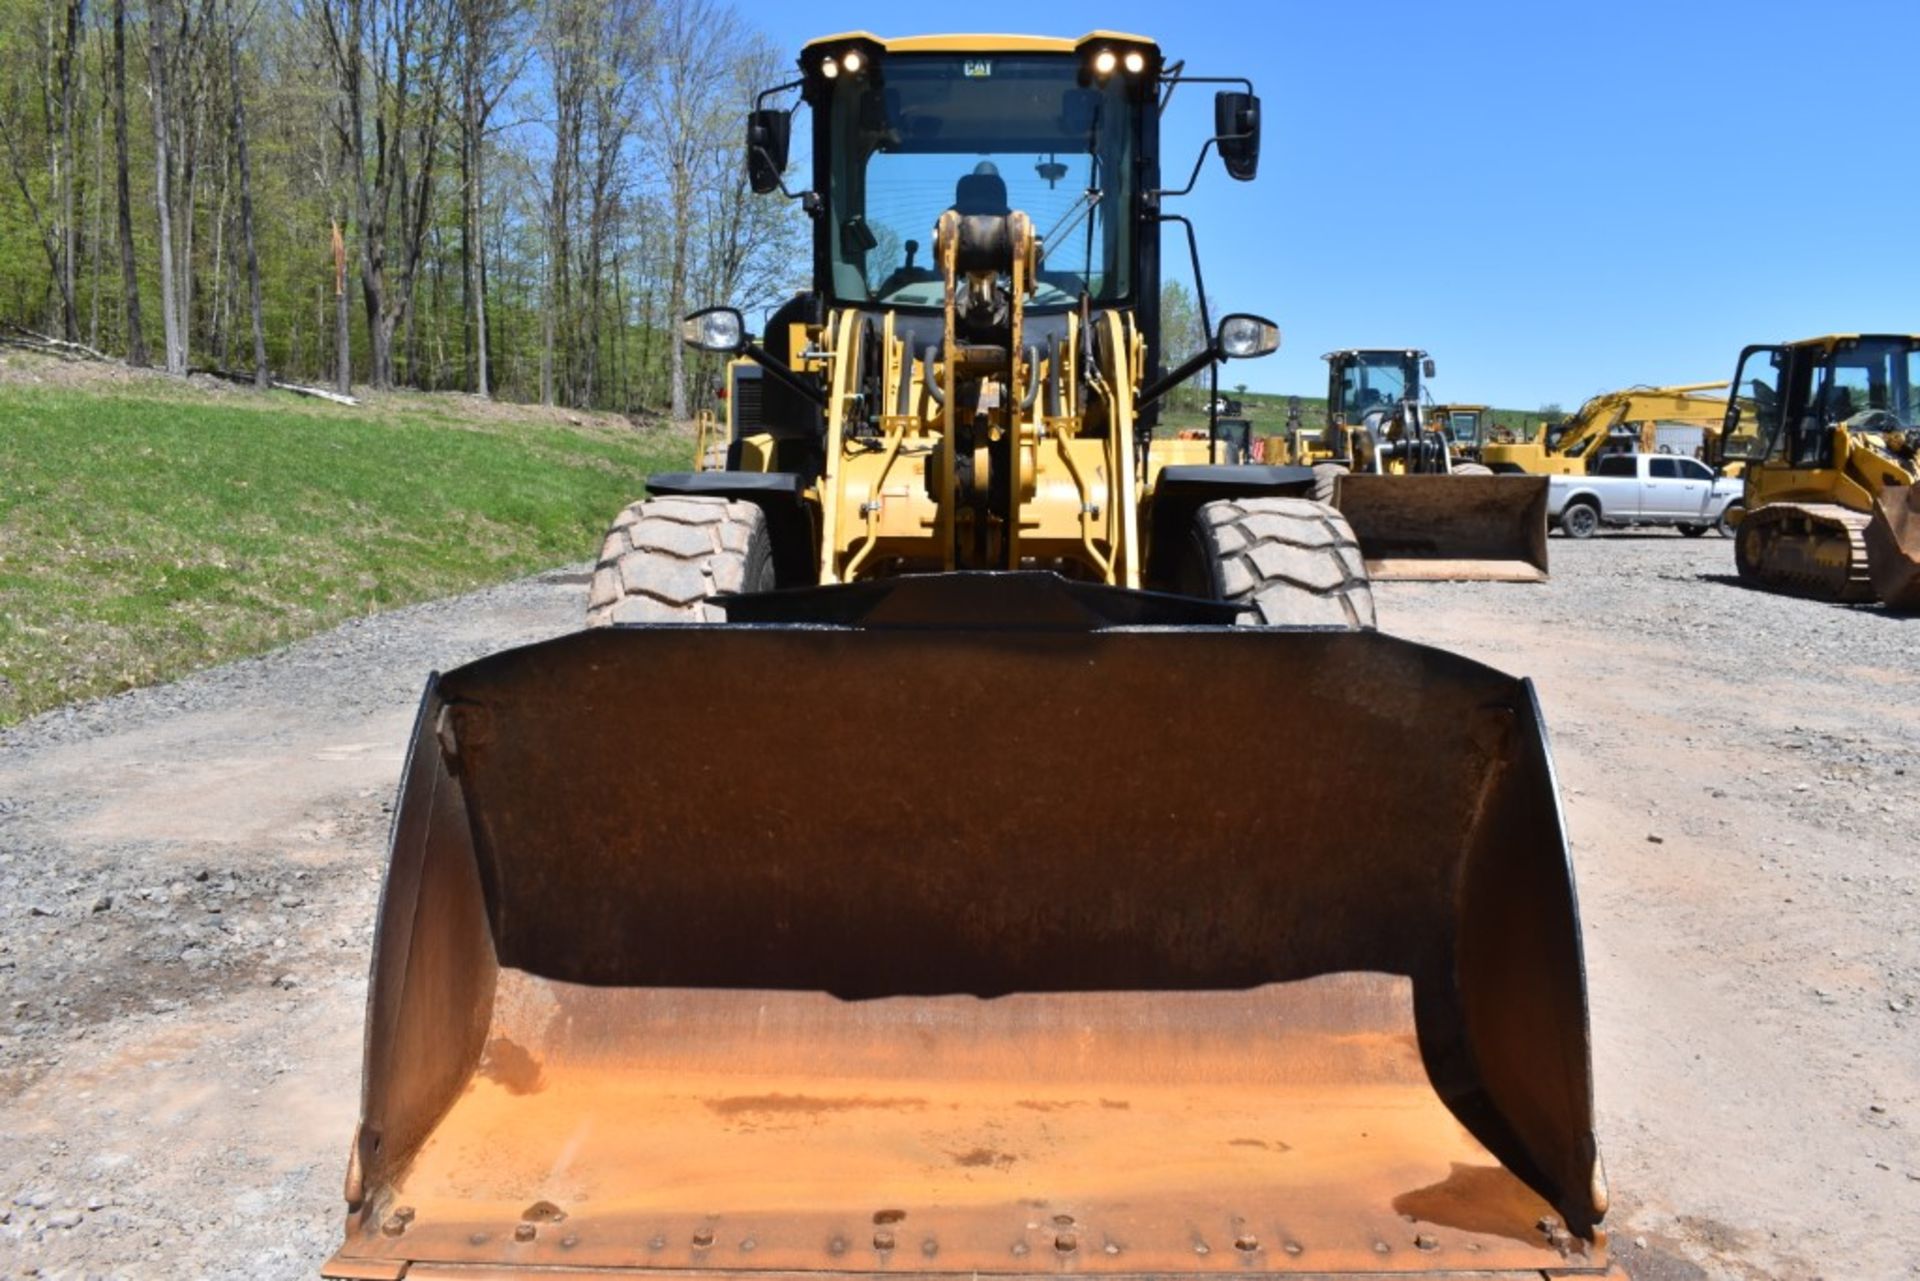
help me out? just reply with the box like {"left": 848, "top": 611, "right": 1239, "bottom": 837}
{"left": 1153, "top": 137, "right": 1219, "bottom": 201}
{"left": 1137, "top": 343, "right": 1223, "bottom": 410}
{"left": 744, "top": 341, "right": 827, "bottom": 410}
{"left": 753, "top": 78, "right": 804, "bottom": 112}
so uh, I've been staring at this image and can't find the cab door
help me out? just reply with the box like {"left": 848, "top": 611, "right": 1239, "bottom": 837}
{"left": 1723, "top": 345, "right": 1788, "bottom": 502}
{"left": 1643, "top": 456, "right": 1691, "bottom": 516}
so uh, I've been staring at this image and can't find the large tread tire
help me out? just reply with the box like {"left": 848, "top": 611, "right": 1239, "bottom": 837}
{"left": 1187, "top": 497, "right": 1376, "bottom": 629}
{"left": 1311, "top": 462, "right": 1349, "bottom": 504}
{"left": 586, "top": 495, "right": 774, "bottom": 626}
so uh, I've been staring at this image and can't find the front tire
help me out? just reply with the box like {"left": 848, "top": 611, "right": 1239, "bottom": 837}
{"left": 1716, "top": 503, "right": 1743, "bottom": 538}
{"left": 1310, "top": 462, "right": 1349, "bottom": 504}
{"left": 1677, "top": 523, "right": 1708, "bottom": 537}
{"left": 1184, "top": 497, "right": 1376, "bottom": 629}
{"left": 1560, "top": 500, "right": 1600, "bottom": 540}
{"left": 587, "top": 496, "right": 775, "bottom": 625}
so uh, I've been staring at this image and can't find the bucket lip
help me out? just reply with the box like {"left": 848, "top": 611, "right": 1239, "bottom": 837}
{"left": 716, "top": 571, "right": 1243, "bottom": 630}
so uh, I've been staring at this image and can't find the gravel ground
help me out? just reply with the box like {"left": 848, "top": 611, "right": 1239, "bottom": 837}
{"left": 0, "top": 568, "right": 591, "bottom": 1280}
{"left": 1, "top": 533, "right": 1915, "bottom": 1279}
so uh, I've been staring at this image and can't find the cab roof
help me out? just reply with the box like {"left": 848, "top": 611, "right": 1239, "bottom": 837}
{"left": 802, "top": 31, "right": 1158, "bottom": 56}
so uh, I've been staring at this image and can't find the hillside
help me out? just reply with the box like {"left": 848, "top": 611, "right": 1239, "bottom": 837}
{"left": 0, "top": 352, "right": 687, "bottom": 726}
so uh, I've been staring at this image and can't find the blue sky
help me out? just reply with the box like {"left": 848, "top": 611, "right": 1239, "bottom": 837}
{"left": 747, "top": 1, "right": 1919, "bottom": 409}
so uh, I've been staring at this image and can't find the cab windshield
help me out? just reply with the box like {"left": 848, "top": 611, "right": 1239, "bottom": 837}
{"left": 824, "top": 54, "right": 1138, "bottom": 308}
{"left": 1336, "top": 353, "right": 1418, "bottom": 421}
{"left": 1805, "top": 337, "right": 1920, "bottom": 429}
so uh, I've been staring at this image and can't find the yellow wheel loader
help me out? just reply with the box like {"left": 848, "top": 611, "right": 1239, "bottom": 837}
{"left": 1480, "top": 382, "right": 1730, "bottom": 477}
{"left": 325, "top": 31, "right": 1619, "bottom": 1281}
{"left": 1430, "top": 402, "right": 1493, "bottom": 464}
{"left": 1299, "top": 349, "right": 1549, "bottom": 582}
{"left": 1718, "top": 334, "right": 1920, "bottom": 606}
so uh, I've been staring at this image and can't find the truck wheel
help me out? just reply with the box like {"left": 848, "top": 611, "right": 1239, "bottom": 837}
{"left": 1716, "top": 503, "right": 1743, "bottom": 537}
{"left": 1184, "top": 497, "right": 1376, "bottom": 629}
{"left": 1311, "top": 462, "right": 1349, "bottom": 504}
{"left": 1560, "top": 500, "right": 1600, "bottom": 540}
{"left": 1452, "top": 462, "right": 1492, "bottom": 475}
{"left": 1677, "top": 523, "right": 1708, "bottom": 537}
{"left": 586, "top": 496, "right": 774, "bottom": 626}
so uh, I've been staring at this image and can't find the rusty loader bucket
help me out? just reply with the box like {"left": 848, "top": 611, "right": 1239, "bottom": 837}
{"left": 1867, "top": 484, "right": 1920, "bottom": 611}
{"left": 326, "top": 576, "right": 1611, "bottom": 1280}
{"left": 1334, "top": 474, "right": 1551, "bottom": 582}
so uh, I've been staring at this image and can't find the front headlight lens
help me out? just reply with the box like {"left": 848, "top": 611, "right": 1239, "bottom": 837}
{"left": 1218, "top": 315, "right": 1280, "bottom": 359}
{"left": 681, "top": 308, "right": 745, "bottom": 352}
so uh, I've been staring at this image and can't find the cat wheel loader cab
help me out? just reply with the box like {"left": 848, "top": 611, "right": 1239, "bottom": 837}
{"left": 1431, "top": 403, "right": 1493, "bottom": 464}
{"left": 1719, "top": 334, "right": 1920, "bottom": 607}
{"left": 1310, "top": 349, "right": 1550, "bottom": 583}
{"left": 326, "top": 30, "right": 1618, "bottom": 1281}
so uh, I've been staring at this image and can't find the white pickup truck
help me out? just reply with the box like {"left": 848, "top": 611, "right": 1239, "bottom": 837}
{"left": 1548, "top": 451, "right": 1743, "bottom": 538}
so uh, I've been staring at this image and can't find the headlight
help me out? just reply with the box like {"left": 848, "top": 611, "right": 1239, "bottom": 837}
{"left": 1216, "top": 314, "right": 1281, "bottom": 360}
{"left": 681, "top": 307, "right": 746, "bottom": 353}
{"left": 1092, "top": 48, "right": 1117, "bottom": 76}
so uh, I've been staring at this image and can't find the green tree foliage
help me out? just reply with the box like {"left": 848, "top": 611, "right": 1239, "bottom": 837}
{"left": 0, "top": 0, "right": 806, "bottom": 417}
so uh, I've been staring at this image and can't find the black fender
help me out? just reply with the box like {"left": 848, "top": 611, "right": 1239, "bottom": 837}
{"left": 1144, "top": 464, "right": 1316, "bottom": 591}
{"left": 645, "top": 471, "right": 817, "bottom": 587}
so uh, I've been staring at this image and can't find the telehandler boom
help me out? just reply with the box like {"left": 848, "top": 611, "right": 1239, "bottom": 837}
{"left": 325, "top": 30, "right": 1617, "bottom": 1281}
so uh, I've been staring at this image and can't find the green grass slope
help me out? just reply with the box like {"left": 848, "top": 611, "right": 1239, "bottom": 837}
{"left": 0, "top": 363, "right": 684, "bottom": 726}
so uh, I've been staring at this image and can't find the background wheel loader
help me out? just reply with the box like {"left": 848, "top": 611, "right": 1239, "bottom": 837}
{"left": 1267, "top": 348, "right": 1550, "bottom": 582}
{"left": 1430, "top": 401, "right": 1495, "bottom": 465}
{"left": 325, "top": 30, "right": 1618, "bottom": 1281}
{"left": 1717, "top": 334, "right": 1920, "bottom": 607}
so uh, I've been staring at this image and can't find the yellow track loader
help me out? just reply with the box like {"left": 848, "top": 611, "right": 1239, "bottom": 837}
{"left": 1718, "top": 334, "right": 1920, "bottom": 606}
{"left": 325, "top": 30, "right": 1618, "bottom": 1281}
{"left": 1480, "top": 382, "right": 1730, "bottom": 477}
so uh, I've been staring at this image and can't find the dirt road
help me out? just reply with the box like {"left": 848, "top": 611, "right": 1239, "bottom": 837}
{"left": 2, "top": 539, "right": 1916, "bottom": 1279}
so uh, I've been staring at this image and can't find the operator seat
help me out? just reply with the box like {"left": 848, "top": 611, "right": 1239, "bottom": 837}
{"left": 953, "top": 165, "right": 1011, "bottom": 216}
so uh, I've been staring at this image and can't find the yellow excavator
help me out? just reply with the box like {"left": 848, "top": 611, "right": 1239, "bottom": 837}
{"left": 1718, "top": 334, "right": 1920, "bottom": 606}
{"left": 324, "top": 31, "right": 1618, "bottom": 1281}
{"left": 1481, "top": 381, "right": 1730, "bottom": 476}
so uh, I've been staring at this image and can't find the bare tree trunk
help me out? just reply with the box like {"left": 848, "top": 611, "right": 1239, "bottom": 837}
{"left": 112, "top": 0, "right": 145, "bottom": 365}
{"left": 332, "top": 218, "right": 350, "bottom": 394}
{"left": 149, "top": 0, "right": 186, "bottom": 375}
{"left": 56, "top": 0, "right": 83, "bottom": 342}
{"left": 89, "top": 63, "right": 104, "bottom": 350}
{"left": 226, "top": 0, "right": 266, "bottom": 388}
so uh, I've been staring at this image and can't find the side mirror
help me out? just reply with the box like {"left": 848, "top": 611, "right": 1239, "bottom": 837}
{"left": 682, "top": 306, "right": 746, "bottom": 354}
{"left": 745, "top": 109, "right": 791, "bottom": 195}
{"left": 1422, "top": 357, "right": 1437, "bottom": 379}
{"left": 1214, "top": 91, "right": 1261, "bottom": 181}
{"left": 1216, "top": 314, "right": 1280, "bottom": 360}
